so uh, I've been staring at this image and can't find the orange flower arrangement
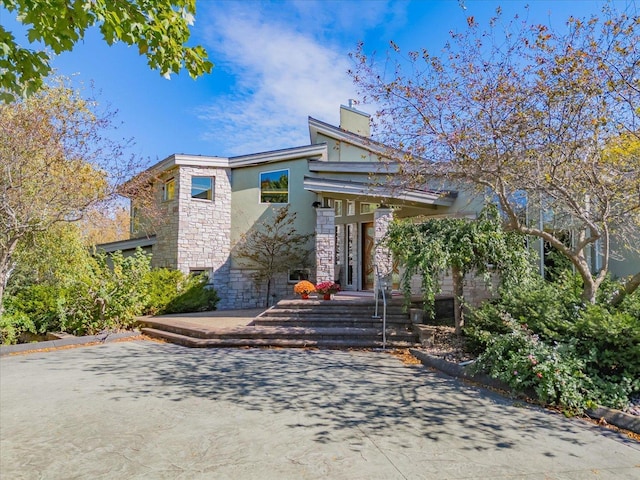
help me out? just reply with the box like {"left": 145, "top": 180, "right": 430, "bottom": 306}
{"left": 293, "top": 280, "right": 316, "bottom": 296}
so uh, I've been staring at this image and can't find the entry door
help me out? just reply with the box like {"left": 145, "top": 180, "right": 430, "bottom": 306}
{"left": 362, "top": 222, "right": 375, "bottom": 290}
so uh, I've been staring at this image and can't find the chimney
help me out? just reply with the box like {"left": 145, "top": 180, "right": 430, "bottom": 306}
{"left": 339, "top": 101, "right": 371, "bottom": 137}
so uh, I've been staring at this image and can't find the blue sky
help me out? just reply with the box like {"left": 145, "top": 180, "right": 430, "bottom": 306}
{"left": 1, "top": 0, "right": 627, "bottom": 164}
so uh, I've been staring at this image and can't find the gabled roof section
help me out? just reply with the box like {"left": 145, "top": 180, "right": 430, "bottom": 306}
{"left": 308, "top": 116, "right": 391, "bottom": 157}
{"left": 229, "top": 144, "right": 327, "bottom": 167}
{"left": 303, "top": 176, "right": 457, "bottom": 207}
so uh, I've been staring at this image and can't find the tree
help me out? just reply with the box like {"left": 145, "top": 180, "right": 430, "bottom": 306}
{"left": 385, "top": 206, "right": 532, "bottom": 334}
{"left": 0, "top": 0, "right": 213, "bottom": 102}
{"left": 0, "top": 79, "right": 140, "bottom": 313}
{"left": 235, "top": 206, "right": 313, "bottom": 307}
{"left": 351, "top": 7, "right": 640, "bottom": 304}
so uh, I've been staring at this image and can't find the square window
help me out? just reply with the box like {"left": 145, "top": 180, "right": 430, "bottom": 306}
{"left": 288, "top": 268, "right": 310, "bottom": 283}
{"left": 360, "top": 203, "right": 376, "bottom": 214}
{"left": 163, "top": 178, "right": 175, "bottom": 201}
{"left": 260, "top": 169, "right": 289, "bottom": 203}
{"left": 191, "top": 176, "right": 214, "bottom": 201}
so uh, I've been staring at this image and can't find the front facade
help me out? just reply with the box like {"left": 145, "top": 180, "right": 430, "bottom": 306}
{"left": 100, "top": 104, "right": 638, "bottom": 309}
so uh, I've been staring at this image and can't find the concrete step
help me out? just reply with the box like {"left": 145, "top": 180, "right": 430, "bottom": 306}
{"left": 141, "top": 321, "right": 416, "bottom": 342}
{"left": 260, "top": 309, "right": 408, "bottom": 318}
{"left": 252, "top": 316, "right": 411, "bottom": 329}
{"left": 141, "top": 327, "right": 418, "bottom": 349}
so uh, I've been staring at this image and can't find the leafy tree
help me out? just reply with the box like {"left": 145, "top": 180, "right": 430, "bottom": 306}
{"left": 385, "top": 206, "right": 532, "bottom": 334}
{"left": 235, "top": 205, "right": 313, "bottom": 307}
{"left": 351, "top": 7, "right": 640, "bottom": 304}
{"left": 0, "top": 0, "right": 213, "bottom": 102}
{"left": 0, "top": 79, "right": 140, "bottom": 312}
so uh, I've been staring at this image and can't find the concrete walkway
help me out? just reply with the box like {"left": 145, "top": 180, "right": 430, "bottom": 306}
{"left": 140, "top": 307, "right": 266, "bottom": 329}
{"left": 1, "top": 340, "right": 639, "bottom": 479}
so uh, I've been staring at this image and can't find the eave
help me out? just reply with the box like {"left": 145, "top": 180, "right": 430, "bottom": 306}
{"left": 303, "top": 176, "right": 457, "bottom": 207}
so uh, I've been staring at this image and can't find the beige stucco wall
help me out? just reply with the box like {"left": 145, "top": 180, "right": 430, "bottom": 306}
{"left": 229, "top": 158, "right": 318, "bottom": 267}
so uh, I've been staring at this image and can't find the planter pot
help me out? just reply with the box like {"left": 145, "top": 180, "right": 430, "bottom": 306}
{"left": 301, "top": 293, "right": 309, "bottom": 300}
{"left": 323, "top": 293, "right": 331, "bottom": 300}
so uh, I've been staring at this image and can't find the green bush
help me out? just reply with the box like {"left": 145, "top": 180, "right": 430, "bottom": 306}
{"left": 161, "top": 274, "right": 219, "bottom": 314}
{"left": 0, "top": 311, "right": 36, "bottom": 345}
{"left": 465, "top": 273, "right": 580, "bottom": 352}
{"left": 4, "top": 284, "right": 65, "bottom": 334}
{"left": 471, "top": 315, "right": 594, "bottom": 413}
{"left": 142, "top": 268, "right": 187, "bottom": 315}
{"left": 466, "top": 274, "right": 640, "bottom": 413}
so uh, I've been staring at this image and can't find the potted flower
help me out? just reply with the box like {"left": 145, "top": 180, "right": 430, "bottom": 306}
{"left": 293, "top": 280, "right": 316, "bottom": 299}
{"left": 315, "top": 281, "right": 340, "bottom": 300}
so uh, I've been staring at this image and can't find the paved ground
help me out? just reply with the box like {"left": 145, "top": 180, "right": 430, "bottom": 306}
{"left": 142, "top": 307, "right": 266, "bottom": 329}
{"left": 1, "top": 341, "right": 638, "bottom": 479}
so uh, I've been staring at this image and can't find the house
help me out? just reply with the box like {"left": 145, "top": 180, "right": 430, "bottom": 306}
{"left": 99, "top": 104, "right": 638, "bottom": 309}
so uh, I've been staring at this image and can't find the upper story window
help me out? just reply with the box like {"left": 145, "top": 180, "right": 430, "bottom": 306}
{"left": 260, "top": 169, "right": 289, "bottom": 204}
{"left": 191, "top": 176, "right": 214, "bottom": 201}
{"left": 163, "top": 178, "right": 175, "bottom": 201}
{"left": 335, "top": 199, "right": 343, "bottom": 217}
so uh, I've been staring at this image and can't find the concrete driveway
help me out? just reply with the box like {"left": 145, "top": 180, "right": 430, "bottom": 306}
{"left": 1, "top": 340, "right": 638, "bottom": 479}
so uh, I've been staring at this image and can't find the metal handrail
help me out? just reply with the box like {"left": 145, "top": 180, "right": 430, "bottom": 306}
{"left": 373, "top": 264, "right": 387, "bottom": 349}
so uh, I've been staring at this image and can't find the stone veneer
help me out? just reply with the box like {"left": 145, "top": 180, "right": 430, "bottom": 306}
{"left": 408, "top": 270, "right": 498, "bottom": 308}
{"left": 150, "top": 165, "right": 235, "bottom": 309}
{"left": 373, "top": 208, "right": 394, "bottom": 291}
{"left": 315, "top": 207, "right": 335, "bottom": 283}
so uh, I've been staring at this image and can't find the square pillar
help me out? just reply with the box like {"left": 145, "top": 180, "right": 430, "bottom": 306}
{"left": 315, "top": 207, "right": 335, "bottom": 283}
{"left": 374, "top": 208, "right": 394, "bottom": 291}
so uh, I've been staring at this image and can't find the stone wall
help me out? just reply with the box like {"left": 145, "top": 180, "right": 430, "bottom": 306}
{"left": 373, "top": 208, "right": 394, "bottom": 291}
{"left": 407, "top": 270, "right": 498, "bottom": 307}
{"left": 315, "top": 207, "right": 335, "bottom": 283}
{"left": 150, "top": 168, "right": 179, "bottom": 269}
{"left": 175, "top": 166, "right": 233, "bottom": 306}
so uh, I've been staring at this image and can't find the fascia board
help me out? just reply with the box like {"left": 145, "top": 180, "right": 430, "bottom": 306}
{"left": 303, "top": 176, "right": 455, "bottom": 207}
{"left": 96, "top": 236, "right": 157, "bottom": 253}
{"left": 173, "top": 154, "right": 230, "bottom": 168}
{"left": 308, "top": 161, "right": 400, "bottom": 174}
{"left": 229, "top": 144, "right": 327, "bottom": 168}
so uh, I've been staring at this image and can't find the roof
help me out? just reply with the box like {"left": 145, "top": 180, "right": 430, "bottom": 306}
{"left": 95, "top": 236, "right": 157, "bottom": 253}
{"left": 303, "top": 176, "right": 457, "bottom": 207}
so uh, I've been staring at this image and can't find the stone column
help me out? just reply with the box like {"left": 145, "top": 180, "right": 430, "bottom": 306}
{"left": 315, "top": 207, "right": 335, "bottom": 283}
{"left": 374, "top": 208, "right": 394, "bottom": 292}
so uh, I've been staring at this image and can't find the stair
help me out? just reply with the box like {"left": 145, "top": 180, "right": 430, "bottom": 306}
{"left": 139, "top": 297, "right": 419, "bottom": 349}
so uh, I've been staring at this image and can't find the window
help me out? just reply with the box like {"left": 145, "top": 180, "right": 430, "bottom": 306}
{"left": 260, "top": 169, "right": 289, "bottom": 203}
{"left": 288, "top": 268, "right": 310, "bottom": 283}
{"left": 130, "top": 206, "right": 139, "bottom": 234}
{"left": 360, "top": 203, "right": 376, "bottom": 214}
{"left": 163, "top": 178, "right": 175, "bottom": 201}
{"left": 347, "top": 200, "right": 355, "bottom": 216}
{"left": 335, "top": 199, "right": 343, "bottom": 217}
{"left": 191, "top": 176, "right": 214, "bottom": 201}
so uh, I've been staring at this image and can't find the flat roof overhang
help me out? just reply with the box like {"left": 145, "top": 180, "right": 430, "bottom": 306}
{"left": 96, "top": 236, "right": 157, "bottom": 253}
{"left": 303, "top": 176, "right": 457, "bottom": 208}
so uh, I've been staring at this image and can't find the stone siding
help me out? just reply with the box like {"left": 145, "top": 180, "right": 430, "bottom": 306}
{"left": 373, "top": 208, "right": 394, "bottom": 291}
{"left": 315, "top": 207, "right": 335, "bottom": 283}
{"left": 408, "top": 270, "right": 498, "bottom": 307}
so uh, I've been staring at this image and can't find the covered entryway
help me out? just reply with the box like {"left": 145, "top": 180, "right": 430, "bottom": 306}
{"left": 305, "top": 174, "right": 458, "bottom": 291}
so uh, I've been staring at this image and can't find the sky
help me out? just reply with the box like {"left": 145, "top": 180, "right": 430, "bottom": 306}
{"left": 1, "top": 0, "right": 632, "bottom": 165}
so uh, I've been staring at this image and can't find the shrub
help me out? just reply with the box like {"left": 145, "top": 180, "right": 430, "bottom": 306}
{"left": 141, "top": 268, "right": 187, "bottom": 315}
{"left": 160, "top": 274, "right": 220, "bottom": 314}
{"left": 467, "top": 274, "right": 639, "bottom": 412}
{"left": 4, "top": 284, "right": 65, "bottom": 334}
{"left": 0, "top": 311, "right": 36, "bottom": 345}
{"left": 471, "top": 315, "right": 593, "bottom": 413}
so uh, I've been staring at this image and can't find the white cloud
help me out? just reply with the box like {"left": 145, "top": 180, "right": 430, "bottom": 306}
{"left": 196, "top": 3, "right": 376, "bottom": 155}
